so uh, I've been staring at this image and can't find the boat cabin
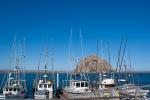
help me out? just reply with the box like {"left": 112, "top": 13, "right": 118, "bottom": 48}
{"left": 100, "top": 79, "right": 115, "bottom": 89}
{"left": 37, "top": 80, "right": 52, "bottom": 91}
{"left": 70, "top": 80, "right": 89, "bottom": 88}
{"left": 3, "top": 86, "right": 22, "bottom": 95}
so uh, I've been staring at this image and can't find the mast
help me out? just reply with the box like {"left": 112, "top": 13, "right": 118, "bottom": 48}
{"left": 80, "top": 30, "right": 86, "bottom": 80}
{"left": 44, "top": 48, "right": 48, "bottom": 82}
{"left": 123, "top": 60, "right": 127, "bottom": 83}
{"left": 101, "top": 40, "right": 104, "bottom": 72}
{"left": 15, "top": 57, "right": 20, "bottom": 83}
{"left": 107, "top": 41, "right": 112, "bottom": 78}
{"left": 36, "top": 54, "right": 41, "bottom": 83}
{"left": 96, "top": 40, "right": 99, "bottom": 82}
{"left": 51, "top": 49, "right": 54, "bottom": 81}
{"left": 67, "top": 29, "right": 72, "bottom": 82}
{"left": 128, "top": 52, "right": 134, "bottom": 84}
{"left": 21, "top": 37, "right": 26, "bottom": 82}
{"left": 101, "top": 40, "right": 105, "bottom": 80}
{"left": 118, "top": 38, "right": 127, "bottom": 82}
{"left": 116, "top": 39, "right": 123, "bottom": 73}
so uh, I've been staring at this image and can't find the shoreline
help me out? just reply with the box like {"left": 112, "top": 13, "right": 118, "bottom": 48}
{"left": 0, "top": 69, "right": 150, "bottom": 74}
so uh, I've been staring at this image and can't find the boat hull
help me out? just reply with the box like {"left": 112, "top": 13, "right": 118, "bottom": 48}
{"left": 63, "top": 89, "right": 95, "bottom": 99}
{"left": 34, "top": 91, "right": 53, "bottom": 99}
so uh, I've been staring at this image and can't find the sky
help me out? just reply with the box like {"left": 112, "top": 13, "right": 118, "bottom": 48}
{"left": 0, "top": 0, "right": 150, "bottom": 71}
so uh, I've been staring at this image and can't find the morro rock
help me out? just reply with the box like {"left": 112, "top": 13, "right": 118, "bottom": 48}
{"left": 75, "top": 55, "right": 113, "bottom": 73}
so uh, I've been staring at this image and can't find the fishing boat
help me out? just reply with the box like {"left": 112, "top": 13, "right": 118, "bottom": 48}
{"left": 33, "top": 50, "right": 53, "bottom": 99}
{"left": 0, "top": 58, "right": 27, "bottom": 99}
{"left": 95, "top": 41, "right": 119, "bottom": 97}
{"left": 119, "top": 84, "right": 149, "bottom": 99}
{"left": 34, "top": 78, "right": 53, "bottom": 99}
{"left": 62, "top": 30, "right": 94, "bottom": 99}
{"left": 0, "top": 38, "right": 27, "bottom": 99}
{"left": 63, "top": 74, "right": 94, "bottom": 99}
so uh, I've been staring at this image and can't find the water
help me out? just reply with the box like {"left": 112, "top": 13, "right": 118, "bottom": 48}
{"left": 0, "top": 72, "right": 150, "bottom": 99}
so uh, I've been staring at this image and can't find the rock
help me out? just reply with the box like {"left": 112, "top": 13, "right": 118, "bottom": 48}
{"left": 74, "top": 55, "right": 113, "bottom": 73}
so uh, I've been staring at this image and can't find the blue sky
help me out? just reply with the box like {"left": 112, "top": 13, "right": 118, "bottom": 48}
{"left": 0, "top": 0, "right": 150, "bottom": 71}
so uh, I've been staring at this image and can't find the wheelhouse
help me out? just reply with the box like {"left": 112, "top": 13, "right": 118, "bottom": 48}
{"left": 70, "top": 81, "right": 89, "bottom": 88}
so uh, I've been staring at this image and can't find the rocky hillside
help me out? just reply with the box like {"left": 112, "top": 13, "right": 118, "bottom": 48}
{"left": 74, "top": 55, "right": 113, "bottom": 73}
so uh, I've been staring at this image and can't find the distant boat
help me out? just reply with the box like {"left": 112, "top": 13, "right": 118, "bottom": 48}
{"left": 119, "top": 84, "right": 149, "bottom": 99}
{"left": 33, "top": 50, "right": 53, "bottom": 99}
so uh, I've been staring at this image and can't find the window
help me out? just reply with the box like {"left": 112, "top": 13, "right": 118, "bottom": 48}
{"left": 18, "top": 88, "right": 20, "bottom": 91}
{"left": 6, "top": 88, "right": 8, "bottom": 91}
{"left": 9, "top": 88, "right": 12, "bottom": 91}
{"left": 76, "top": 83, "right": 80, "bottom": 87}
{"left": 81, "top": 82, "right": 84, "bottom": 87}
{"left": 85, "top": 82, "right": 88, "bottom": 87}
{"left": 44, "top": 84, "right": 47, "bottom": 88}
{"left": 39, "top": 84, "right": 42, "bottom": 88}
{"left": 14, "top": 88, "right": 16, "bottom": 91}
{"left": 48, "top": 84, "right": 51, "bottom": 88}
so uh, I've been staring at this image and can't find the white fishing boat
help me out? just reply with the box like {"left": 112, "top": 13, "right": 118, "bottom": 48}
{"left": 0, "top": 59, "right": 27, "bottom": 99}
{"left": 0, "top": 38, "right": 27, "bottom": 99}
{"left": 95, "top": 40, "right": 118, "bottom": 97}
{"left": 34, "top": 50, "right": 53, "bottom": 99}
{"left": 34, "top": 77, "right": 53, "bottom": 99}
{"left": 100, "top": 78, "right": 115, "bottom": 89}
{"left": 63, "top": 30, "right": 94, "bottom": 99}
{"left": 63, "top": 79, "right": 94, "bottom": 98}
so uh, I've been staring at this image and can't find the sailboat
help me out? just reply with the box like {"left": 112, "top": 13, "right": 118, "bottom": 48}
{"left": 33, "top": 50, "right": 53, "bottom": 99}
{"left": 63, "top": 30, "right": 94, "bottom": 99}
{"left": 0, "top": 38, "right": 27, "bottom": 99}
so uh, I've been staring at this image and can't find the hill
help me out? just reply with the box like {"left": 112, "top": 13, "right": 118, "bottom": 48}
{"left": 75, "top": 55, "right": 113, "bottom": 73}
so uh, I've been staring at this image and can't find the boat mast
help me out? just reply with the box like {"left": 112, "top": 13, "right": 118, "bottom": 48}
{"left": 36, "top": 54, "right": 41, "bottom": 83}
{"left": 15, "top": 57, "right": 20, "bottom": 83}
{"left": 118, "top": 38, "right": 127, "bottom": 82}
{"left": 67, "top": 29, "right": 72, "bottom": 82}
{"left": 123, "top": 60, "right": 127, "bottom": 83}
{"left": 101, "top": 40, "right": 104, "bottom": 80}
{"left": 96, "top": 40, "right": 99, "bottom": 82}
{"left": 80, "top": 30, "right": 86, "bottom": 80}
{"left": 51, "top": 49, "right": 54, "bottom": 81}
{"left": 107, "top": 41, "right": 112, "bottom": 78}
{"left": 128, "top": 53, "right": 134, "bottom": 84}
{"left": 22, "top": 37, "right": 26, "bottom": 81}
{"left": 44, "top": 48, "right": 48, "bottom": 82}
